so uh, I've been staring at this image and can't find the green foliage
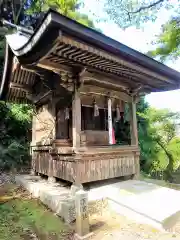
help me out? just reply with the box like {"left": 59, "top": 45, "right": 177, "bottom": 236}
{"left": 148, "top": 17, "right": 180, "bottom": 61}
{"left": 138, "top": 105, "right": 180, "bottom": 181}
{"left": 137, "top": 98, "right": 159, "bottom": 172}
{"left": 26, "top": 0, "right": 96, "bottom": 28}
{"left": 102, "top": 0, "right": 172, "bottom": 29}
{"left": 0, "top": 102, "right": 32, "bottom": 171}
{"left": 102, "top": 0, "right": 180, "bottom": 60}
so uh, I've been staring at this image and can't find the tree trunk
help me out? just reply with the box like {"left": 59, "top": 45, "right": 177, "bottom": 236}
{"left": 157, "top": 141, "right": 174, "bottom": 182}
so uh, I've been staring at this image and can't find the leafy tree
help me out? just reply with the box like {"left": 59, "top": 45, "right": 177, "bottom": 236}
{"left": 148, "top": 16, "right": 180, "bottom": 61}
{"left": 136, "top": 98, "right": 158, "bottom": 172}
{"left": 0, "top": 102, "right": 33, "bottom": 170}
{"left": 102, "top": 0, "right": 180, "bottom": 60}
{"left": 25, "top": 0, "right": 96, "bottom": 28}
{"left": 139, "top": 107, "right": 180, "bottom": 181}
{"left": 102, "top": 0, "right": 173, "bottom": 29}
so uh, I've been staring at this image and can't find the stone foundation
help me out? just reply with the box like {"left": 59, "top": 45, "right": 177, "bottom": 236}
{"left": 15, "top": 175, "right": 109, "bottom": 224}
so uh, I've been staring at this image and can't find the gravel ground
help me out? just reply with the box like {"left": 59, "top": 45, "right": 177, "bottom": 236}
{"left": 0, "top": 172, "right": 15, "bottom": 185}
{"left": 90, "top": 210, "right": 180, "bottom": 240}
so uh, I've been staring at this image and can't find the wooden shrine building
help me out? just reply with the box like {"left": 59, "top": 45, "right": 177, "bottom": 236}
{"left": 1, "top": 9, "right": 180, "bottom": 184}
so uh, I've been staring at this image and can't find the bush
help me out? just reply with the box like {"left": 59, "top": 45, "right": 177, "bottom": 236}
{"left": 0, "top": 102, "right": 32, "bottom": 171}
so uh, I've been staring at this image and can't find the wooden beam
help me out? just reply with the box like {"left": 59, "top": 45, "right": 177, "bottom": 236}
{"left": 10, "top": 82, "right": 31, "bottom": 93}
{"left": 20, "top": 65, "right": 44, "bottom": 77}
{"left": 79, "top": 84, "right": 132, "bottom": 102}
{"left": 34, "top": 91, "right": 52, "bottom": 104}
{"left": 80, "top": 69, "right": 161, "bottom": 93}
{"left": 86, "top": 68, "right": 156, "bottom": 92}
{"left": 21, "top": 65, "right": 37, "bottom": 73}
{"left": 80, "top": 70, "right": 129, "bottom": 91}
{"left": 37, "top": 59, "right": 73, "bottom": 73}
{"left": 26, "top": 90, "right": 52, "bottom": 104}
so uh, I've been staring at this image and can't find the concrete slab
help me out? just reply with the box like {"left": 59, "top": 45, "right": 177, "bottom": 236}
{"left": 16, "top": 175, "right": 180, "bottom": 231}
{"left": 88, "top": 180, "right": 180, "bottom": 230}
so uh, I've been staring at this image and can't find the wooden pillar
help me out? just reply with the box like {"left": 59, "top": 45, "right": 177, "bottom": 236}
{"left": 72, "top": 89, "right": 81, "bottom": 150}
{"left": 31, "top": 114, "right": 36, "bottom": 147}
{"left": 30, "top": 110, "right": 37, "bottom": 175}
{"left": 108, "top": 97, "right": 113, "bottom": 145}
{"left": 51, "top": 99, "right": 56, "bottom": 142}
{"left": 129, "top": 97, "right": 138, "bottom": 146}
{"left": 47, "top": 99, "right": 56, "bottom": 182}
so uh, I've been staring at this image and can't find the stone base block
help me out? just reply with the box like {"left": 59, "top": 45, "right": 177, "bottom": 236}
{"left": 132, "top": 173, "right": 140, "bottom": 180}
{"left": 48, "top": 176, "right": 56, "bottom": 183}
{"left": 70, "top": 184, "right": 83, "bottom": 196}
{"left": 61, "top": 198, "right": 75, "bottom": 223}
{"left": 74, "top": 232, "right": 94, "bottom": 240}
{"left": 30, "top": 169, "right": 37, "bottom": 176}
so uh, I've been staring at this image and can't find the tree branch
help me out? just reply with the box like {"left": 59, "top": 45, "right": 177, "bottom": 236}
{"left": 129, "top": 0, "right": 165, "bottom": 14}
{"left": 11, "top": 0, "right": 25, "bottom": 24}
{"left": 11, "top": 0, "right": 16, "bottom": 23}
{"left": 14, "top": 0, "right": 25, "bottom": 25}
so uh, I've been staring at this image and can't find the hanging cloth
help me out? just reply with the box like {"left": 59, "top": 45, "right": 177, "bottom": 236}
{"left": 65, "top": 107, "right": 70, "bottom": 120}
{"left": 94, "top": 102, "right": 99, "bottom": 117}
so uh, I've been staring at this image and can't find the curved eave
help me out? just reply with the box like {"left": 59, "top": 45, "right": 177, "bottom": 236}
{"left": 9, "top": 9, "right": 180, "bottom": 85}
{"left": 0, "top": 44, "right": 36, "bottom": 102}
{"left": 0, "top": 43, "right": 13, "bottom": 100}
{"left": 1, "top": 9, "right": 180, "bottom": 103}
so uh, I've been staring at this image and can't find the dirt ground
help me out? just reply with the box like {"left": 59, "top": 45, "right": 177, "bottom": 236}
{"left": 89, "top": 210, "right": 180, "bottom": 240}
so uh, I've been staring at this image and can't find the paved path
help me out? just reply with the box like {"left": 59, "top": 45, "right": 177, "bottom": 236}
{"left": 88, "top": 180, "right": 180, "bottom": 230}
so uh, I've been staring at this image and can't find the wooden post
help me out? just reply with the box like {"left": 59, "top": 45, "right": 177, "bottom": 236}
{"left": 108, "top": 97, "right": 113, "bottom": 145}
{"left": 129, "top": 97, "right": 138, "bottom": 146}
{"left": 72, "top": 87, "right": 83, "bottom": 189}
{"left": 129, "top": 97, "right": 140, "bottom": 180}
{"left": 51, "top": 98, "right": 56, "bottom": 142}
{"left": 30, "top": 112, "right": 37, "bottom": 175}
{"left": 31, "top": 114, "right": 36, "bottom": 147}
{"left": 72, "top": 88, "right": 81, "bottom": 150}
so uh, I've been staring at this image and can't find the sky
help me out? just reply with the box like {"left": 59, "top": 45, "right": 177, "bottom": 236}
{"left": 81, "top": 0, "right": 180, "bottom": 112}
